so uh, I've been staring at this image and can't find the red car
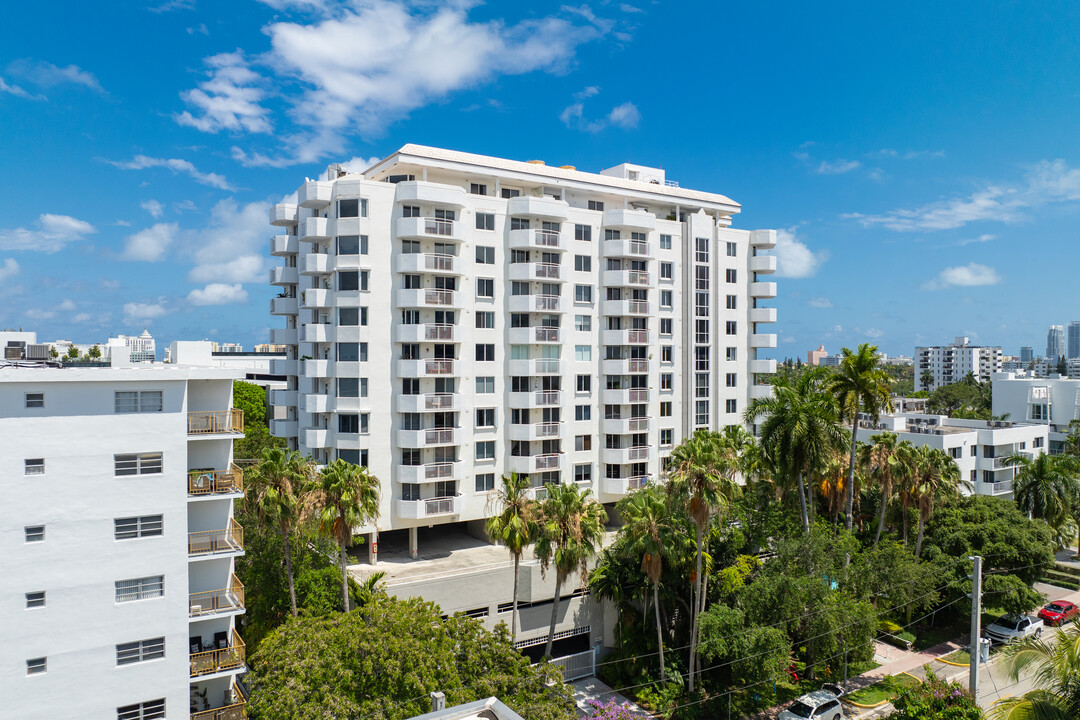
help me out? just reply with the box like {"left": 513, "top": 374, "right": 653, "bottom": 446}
{"left": 1037, "top": 600, "right": 1079, "bottom": 626}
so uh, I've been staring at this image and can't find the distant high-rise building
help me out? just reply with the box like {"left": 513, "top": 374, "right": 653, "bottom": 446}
{"left": 108, "top": 329, "right": 156, "bottom": 363}
{"left": 1067, "top": 322, "right": 1080, "bottom": 359}
{"left": 1020, "top": 346, "right": 1034, "bottom": 364}
{"left": 915, "top": 336, "right": 1003, "bottom": 391}
{"left": 807, "top": 345, "right": 826, "bottom": 366}
{"left": 1046, "top": 325, "right": 1065, "bottom": 364}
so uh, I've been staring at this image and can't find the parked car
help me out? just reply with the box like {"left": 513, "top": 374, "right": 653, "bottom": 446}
{"left": 779, "top": 689, "right": 846, "bottom": 720}
{"left": 1038, "top": 600, "right": 1079, "bottom": 626}
{"left": 984, "top": 613, "right": 1043, "bottom": 645}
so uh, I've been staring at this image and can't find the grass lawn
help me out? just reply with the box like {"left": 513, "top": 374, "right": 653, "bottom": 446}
{"left": 941, "top": 649, "right": 970, "bottom": 665}
{"left": 844, "top": 674, "right": 920, "bottom": 706}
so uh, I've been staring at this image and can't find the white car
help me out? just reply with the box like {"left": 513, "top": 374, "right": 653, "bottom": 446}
{"left": 778, "top": 690, "right": 846, "bottom": 720}
{"left": 984, "top": 613, "right": 1043, "bottom": 645}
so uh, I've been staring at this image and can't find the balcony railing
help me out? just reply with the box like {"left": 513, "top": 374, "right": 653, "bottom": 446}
{"left": 535, "top": 359, "right": 561, "bottom": 374}
{"left": 425, "top": 253, "right": 456, "bottom": 271}
{"left": 535, "top": 294, "right": 561, "bottom": 311}
{"left": 189, "top": 574, "right": 245, "bottom": 617}
{"left": 425, "top": 428, "right": 456, "bottom": 445}
{"left": 535, "top": 422, "right": 561, "bottom": 438}
{"left": 424, "top": 324, "right": 455, "bottom": 340}
{"left": 426, "top": 359, "right": 455, "bottom": 375}
{"left": 628, "top": 417, "right": 649, "bottom": 432}
{"left": 190, "top": 682, "right": 246, "bottom": 720}
{"left": 188, "top": 409, "right": 244, "bottom": 435}
{"left": 535, "top": 263, "right": 561, "bottom": 278}
{"left": 188, "top": 519, "right": 244, "bottom": 557}
{"left": 535, "top": 230, "right": 560, "bottom": 247}
{"left": 425, "top": 289, "right": 456, "bottom": 306}
{"left": 425, "top": 496, "right": 457, "bottom": 515}
{"left": 535, "top": 390, "right": 561, "bottom": 406}
{"left": 425, "top": 462, "right": 455, "bottom": 479}
{"left": 535, "top": 327, "right": 560, "bottom": 342}
{"left": 425, "top": 393, "right": 456, "bottom": 410}
{"left": 535, "top": 453, "right": 561, "bottom": 470}
{"left": 628, "top": 475, "right": 650, "bottom": 491}
{"left": 188, "top": 464, "right": 244, "bottom": 496}
{"left": 190, "top": 629, "right": 245, "bottom": 678}
{"left": 424, "top": 218, "right": 455, "bottom": 236}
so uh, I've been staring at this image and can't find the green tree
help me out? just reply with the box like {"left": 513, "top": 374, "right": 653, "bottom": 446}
{"left": 860, "top": 433, "right": 916, "bottom": 544}
{"left": 910, "top": 445, "right": 967, "bottom": 557}
{"left": 233, "top": 380, "right": 285, "bottom": 460}
{"left": 920, "top": 370, "right": 934, "bottom": 392}
{"left": 829, "top": 343, "right": 893, "bottom": 531}
{"left": 1005, "top": 452, "right": 1075, "bottom": 533}
{"left": 991, "top": 623, "right": 1080, "bottom": 720}
{"left": 697, "top": 604, "right": 791, "bottom": 687}
{"left": 308, "top": 459, "right": 380, "bottom": 612}
{"left": 87, "top": 344, "right": 102, "bottom": 360}
{"left": 534, "top": 483, "right": 607, "bottom": 659}
{"left": 485, "top": 472, "right": 537, "bottom": 642}
{"left": 65, "top": 345, "right": 79, "bottom": 360}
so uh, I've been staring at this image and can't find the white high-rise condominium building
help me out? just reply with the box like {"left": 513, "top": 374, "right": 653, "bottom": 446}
{"left": 1046, "top": 325, "right": 1065, "bottom": 364}
{"left": 267, "top": 145, "right": 778, "bottom": 558}
{"left": 916, "top": 337, "right": 1002, "bottom": 391}
{"left": 1, "top": 345, "right": 247, "bottom": 720}
{"left": 109, "top": 329, "right": 157, "bottom": 363}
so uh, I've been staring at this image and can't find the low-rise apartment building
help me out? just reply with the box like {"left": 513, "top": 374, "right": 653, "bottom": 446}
{"left": 992, "top": 371, "right": 1080, "bottom": 454}
{"left": 916, "top": 337, "right": 1002, "bottom": 391}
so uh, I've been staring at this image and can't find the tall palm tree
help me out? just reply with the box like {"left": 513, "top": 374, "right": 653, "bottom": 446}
{"left": 745, "top": 367, "right": 847, "bottom": 533}
{"left": 667, "top": 429, "right": 743, "bottom": 691}
{"left": 485, "top": 472, "right": 537, "bottom": 642}
{"left": 248, "top": 448, "right": 313, "bottom": 617}
{"left": 860, "top": 433, "right": 916, "bottom": 545}
{"left": 910, "top": 445, "right": 967, "bottom": 557}
{"left": 828, "top": 344, "right": 893, "bottom": 531}
{"left": 534, "top": 482, "right": 607, "bottom": 659}
{"left": 307, "top": 458, "right": 380, "bottom": 612}
{"left": 1005, "top": 452, "right": 1075, "bottom": 532}
{"left": 894, "top": 441, "right": 920, "bottom": 547}
{"left": 814, "top": 449, "right": 850, "bottom": 524}
{"left": 991, "top": 623, "right": 1080, "bottom": 719}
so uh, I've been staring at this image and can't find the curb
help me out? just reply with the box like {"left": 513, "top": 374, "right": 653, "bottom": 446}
{"left": 842, "top": 673, "right": 922, "bottom": 709}
{"left": 938, "top": 657, "right": 970, "bottom": 667}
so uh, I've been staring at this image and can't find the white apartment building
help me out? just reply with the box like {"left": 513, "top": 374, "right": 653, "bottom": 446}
{"left": 993, "top": 371, "right": 1080, "bottom": 454}
{"left": 267, "top": 144, "right": 778, "bottom": 560}
{"left": 916, "top": 337, "right": 1002, "bottom": 391}
{"left": 860, "top": 412, "right": 1049, "bottom": 498}
{"left": 1, "top": 345, "right": 247, "bottom": 720}
{"left": 109, "top": 330, "right": 157, "bottom": 363}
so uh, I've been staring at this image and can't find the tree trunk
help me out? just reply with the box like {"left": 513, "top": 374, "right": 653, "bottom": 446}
{"left": 915, "top": 512, "right": 926, "bottom": 558}
{"left": 281, "top": 523, "right": 298, "bottom": 618}
{"left": 846, "top": 417, "right": 859, "bottom": 531}
{"left": 340, "top": 543, "right": 351, "bottom": 612}
{"left": 544, "top": 573, "right": 564, "bottom": 659}
{"left": 511, "top": 553, "right": 520, "bottom": 642}
{"left": 689, "top": 522, "right": 703, "bottom": 693}
{"left": 795, "top": 471, "right": 810, "bottom": 533}
{"left": 653, "top": 581, "right": 665, "bottom": 682}
{"left": 694, "top": 568, "right": 710, "bottom": 691}
{"left": 902, "top": 507, "right": 909, "bottom": 547}
{"left": 874, "top": 482, "right": 889, "bottom": 546}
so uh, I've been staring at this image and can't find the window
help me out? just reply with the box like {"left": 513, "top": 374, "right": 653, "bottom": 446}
{"left": 476, "top": 311, "right": 495, "bottom": 329}
{"left": 726, "top": 321, "right": 737, "bottom": 335}
{"left": 501, "top": 187, "right": 521, "bottom": 199}
{"left": 1030, "top": 403, "right": 1049, "bottom": 421}
{"left": 575, "top": 285, "right": 593, "bottom": 303}
{"left": 337, "top": 343, "right": 366, "bottom": 362}
{"left": 726, "top": 346, "right": 737, "bottom": 361}
{"left": 339, "top": 307, "right": 359, "bottom": 326}
{"left": 949, "top": 447, "right": 962, "bottom": 459}
{"left": 25, "top": 392, "right": 43, "bottom": 408}
{"left": 575, "top": 315, "right": 592, "bottom": 332}
{"left": 660, "top": 318, "right": 673, "bottom": 335}
{"left": 661, "top": 290, "right": 673, "bottom": 308}
{"left": 726, "top": 295, "right": 737, "bottom": 310}
{"left": 695, "top": 400, "right": 709, "bottom": 425}
{"left": 476, "top": 246, "right": 495, "bottom": 264}
{"left": 476, "top": 377, "right": 495, "bottom": 394}
{"left": 661, "top": 346, "right": 673, "bottom": 363}
{"left": 402, "top": 204, "right": 420, "bottom": 217}
{"left": 114, "top": 453, "right": 163, "bottom": 477}
{"left": 695, "top": 237, "right": 709, "bottom": 263}
{"left": 1034, "top": 436, "right": 1044, "bottom": 448}
{"left": 575, "top": 255, "right": 591, "bottom": 272}
{"left": 510, "top": 217, "right": 530, "bottom": 230}
{"left": 575, "top": 345, "right": 592, "bottom": 362}
{"left": 660, "top": 262, "right": 673, "bottom": 280}
{"left": 114, "top": 515, "right": 163, "bottom": 540}
{"left": 338, "top": 198, "right": 367, "bottom": 218}
{"left": 726, "top": 399, "right": 738, "bottom": 413}
{"left": 660, "top": 234, "right": 672, "bottom": 250}
{"left": 576, "top": 375, "right": 591, "bottom": 393}
{"left": 726, "top": 373, "right": 737, "bottom": 388}
{"left": 338, "top": 414, "right": 360, "bottom": 434}
{"left": 337, "top": 378, "right": 359, "bottom": 397}
{"left": 339, "top": 270, "right": 361, "bottom": 291}
{"left": 115, "top": 576, "right": 164, "bottom": 603}
{"left": 337, "top": 235, "right": 368, "bottom": 255}
{"left": 476, "top": 278, "right": 494, "bottom": 298}
{"left": 27, "top": 657, "right": 46, "bottom": 675}
{"left": 470, "top": 183, "right": 487, "bottom": 196}
{"left": 970, "top": 445, "right": 977, "bottom": 456}
{"left": 339, "top": 449, "right": 369, "bottom": 466}
{"left": 24, "top": 458, "right": 44, "bottom": 476}
{"left": 575, "top": 435, "right": 592, "bottom": 451}
{"left": 114, "top": 391, "right": 162, "bottom": 413}
{"left": 725, "top": 269, "right": 737, "bottom": 283}
{"left": 726, "top": 241, "right": 736, "bottom": 257}
{"left": 475, "top": 344, "right": 495, "bottom": 361}
{"left": 117, "top": 699, "right": 166, "bottom": 720}
{"left": 26, "top": 591, "right": 45, "bottom": 608}
{"left": 661, "top": 374, "right": 673, "bottom": 390}
{"left": 605, "top": 229, "right": 620, "bottom": 241}
{"left": 475, "top": 473, "right": 495, "bottom": 492}
{"left": 574, "top": 464, "right": 592, "bottom": 483}
{"left": 574, "top": 224, "right": 592, "bottom": 241}
{"left": 588, "top": 200, "right": 604, "bottom": 211}
{"left": 476, "top": 408, "right": 496, "bottom": 428}
{"left": 476, "top": 212, "right": 495, "bottom": 230}
{"left": 116, "top": 637, "right": 165, "bottom": 666}
{"left": 401, "top": 484, "right": 420, "bottom": 501}
{"left": 660, "top": 429, "right": 674, "bottom": 446}
{"left": 575, "top": 405, "right": 591, "bottom": 421}
{"left": 25, "top": 525, "right": 44, "bottom": 542}
{"left": 476, "top": 441, "right": 495, "bottom": 460}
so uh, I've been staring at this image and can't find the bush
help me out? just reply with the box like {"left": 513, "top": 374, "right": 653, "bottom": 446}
{"left": 886, "top": 668, "right": 983, "bottom": 719}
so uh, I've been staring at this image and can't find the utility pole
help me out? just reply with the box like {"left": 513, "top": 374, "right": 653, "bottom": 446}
{"left": 969, "top": 555, "right": 983, "bottom": 698}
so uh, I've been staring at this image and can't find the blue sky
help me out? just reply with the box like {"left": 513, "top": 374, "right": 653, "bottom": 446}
{"left": 2, "top": 0, "right": 1079, "bottom": 358}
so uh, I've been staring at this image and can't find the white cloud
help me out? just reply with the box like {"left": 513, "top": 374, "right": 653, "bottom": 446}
{"left": 867, "top": 148, "right": 944, "bottom": 160}
{"left": 864, "top": 328, "right": 885, "bottom": 338}
{"left": 187, "top": 23, "right": 209, "bottom": 35}
{"left": 187, "top": 283, "right": 249, "bottom": 305}
{"left": 108, "top": 155, "right": 236, "bottom": 191}
{"left": 922, "top": 262, "right": 1002, "bottom": 290}
{"left": 957, "top": 233, "right": 995, "bottom": 246}
{"left": 773, "top": 228, "right": 828, "bottom": 279}
{"left": 149, "top": 0, "right": 195, "bottom": 12}
{"left": 807, "top": 296, "right": 833, "bottom": 308}
{"left": 607, "top": 102, "right": 640, "bottom": 129}
{"left": 186, "top": 198, "right": 271, "bottom": 283}
{"left": 141, "top": 199, "right": 164, "bottom": 218}
{"left": 175, "top": 51, "right": 272, "bottom": 134}
{"left": 0, "top": 258, "right": 19, "bottom": 281}
{"left": 341, "top": 155, "right": 383, "bottom": 173}
{"left": 72, "top": 312, "right": 93, "bottom": 324}
{"left": 121, "top": 222, "right": 178, "bottom": 262}
{"left": 6, "top": 59, "right": 104, "bottom": 93}
{"left": 26, "top": 308, "right": 55, "bottom": 320}
{"left": 619, "top": 3, "right": 644, "bottom": 12}
{"left": 0, "top": 214, "right": 96, "bottom": 253}
{"left": 560, "top": 88, "right": 639, "bottom": 132}
{"left": 0, "top": 75, "right": 44, "bottom": 100}
{"left": 816, "top": 159, "right": 860, "bottom": 175}
{"left": 123, "top": 301, "right": 168, "bottom": 324}
{"left": 58, "top": 299, "right": 76, "bottom": 311}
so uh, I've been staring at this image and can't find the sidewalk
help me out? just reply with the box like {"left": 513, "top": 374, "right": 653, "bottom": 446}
{"left": 570, "top": 676, "right": 651, "bottom": 718}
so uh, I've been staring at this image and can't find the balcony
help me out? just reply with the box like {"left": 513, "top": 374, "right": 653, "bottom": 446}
{"left": 508, "top": 326, "right": 560, "bottom": 344}
{"left": 269, "top": 357, "right": 296, "bottom": 375}
{"left": 302, "top": 427, "right": 330, "bottom": 448}
{"left": 397, "top": 216, "right": 463, "bottom": 241}
{"left": 396, "top": 427, "right": 459, "bottom": 448}
{"left": 750, "top": 255, "right": 777, "bottom": 274}
{"left": 508, "top": 358, "right": 564, "bottom": 375}
{"left": 188, "top": 464, "right": 244, "bottom": 497}
{"left": 750, "top": 229, "right": 777, "bottom": 248}
{"left": 270, "top": 418, "right": 297, "bottom": 438}
{"left": 270, "top": 389, "right": 297, "bottom": 407}
{"left": 750, "top": 307, "right": 777, "bottom": 324}
{"left": 508, "top": 262, "right": 563, "bottom": 282}
{"left": 269, "top": 266, "right": 298, "bottom": 286}
{"left": 602, "top": 416, "right": 651, "bottom": 434}
{"left": 269, "top": 234, "right": 298, "bottom": 256}
{"left": 508, "top": 453, "right": 563, "bottom": 474}
{"left": 602, "top": 446, "right": 652, "bottom": 464}
{"left": 299, "top": 217, "right": 330, "bottom": 243}
{"left": 395, "top": 495, "right": 462, "bottom": 519}
{"left": 302, "top": 288, "right": 333, "bottom": 309}
{"left": 508, "top": 228, "right": 564, "bottom": 252}
{"left": 398, "top": 252, "right": 463, "bottom": 275}
{"left": 303, "top": 359, "right": 331, "bottom": 378}
{"left": 269, "top": 296, "right": 298, "bottom": 316}
{"left": 396, "top": 392, "right": 462, "bottom": 413}
{"left": 397, "top": 359, "right": 456, "bottom": 377}
{"left": 395, "top": 323, "right": 456, "bottom": 343}
{"left": 602, "top": 269, "right": 651, "bottom": 287}
{"left": 749, "top": 281, "right": 777, "bottom": 298}
{"left": 269, "top": 203, "right": 298, "bottom": 227}
{"left": 507, "top": 195, "right": 570, "bottom": 220}
{"left": 398, "top": 461, "right": 460, "bottom": 483}
{"left": 304, "top": 394, "right": 330, "bottom": 413}
{"left": 301, "top": 253, "right": 331, "bottom": 275}
{"left": 604, "top": 239, "right": 651, "bottom": 258}
{"left": 394, "top": 180, "right": 467, "bottom": 208}
{"left": 189, "top": 574, "right": 245, "bottom": 617}
{"left": 188, "top": 519, "right": 243, "bottom": 557}
{"left": 527, "top": 485, "right": 550, "bottom": 502}
{"left": 983, "top": 480, "right": 1013, "bottom": 495}
{"left": 190, "top": 629, "right": 245, "bottom": 678}
{"left": 749, "top": 385, "right": 773, "bottom": 400}
{"left": 301, "top": 323, "right": 334, "bottom": 343}
{"left": 750, "top": 334, "right": 777, "bottom": 348}
{"left": 188, "top": 409, "right": 244, "bottom": 436}
{"left": 396, "top": 288, "right": 463, "bottom": 309}
{"left": 604, "top": 388, "right": 650, "bottom": 405}
{"left": 601, "top": 299, "right": 652, "bottom": 317}
{"left": 508, "top": 390, "right": 562, "bottom": 408}
{"left": 601, "top": 329, "right": 651, "bottom": 345}
{"left": 602, "top": 358, "right": 648, "bottom": 374}
{"left": 601, "top": 475, "right": 650, "bottom": 496}
{"left": 191, "top": 682, "right": 246, "bottom": 720}
{"left": 269, "top": 327, "right": 297, "bottom": 345}
{"left": 750, "top": 358, "right": 777, "bottom": 374}
{"left": 298, "top": 180, "right": 333, "bottom": 208}
{"left": 603, "top": 208, "right": 656, "bottom": 232}
{"left": 508, "top": 421, "right": 563, "bottom": 442}
{"left": 508, "top": 294, "right": 562, "bottom": 313}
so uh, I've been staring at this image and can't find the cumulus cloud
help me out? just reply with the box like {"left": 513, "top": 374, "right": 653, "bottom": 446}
{"left": 121, "top": 222, "right": 178, "bottom": 262}
{"left": 175, "top": 51, "right": 272, "bottom": 134}
{"left": 607, "top": 102, "right": 640, "bottom": 129}
{"left": 141, "top": 199, "right": 164, "bottom": 218}
{"left": 186, "top": 198, "right": 271, "bottom": 283}
{"left": 341, "top": 155, "right": 383, "bottom": 173}
{"left": 560, "top": 88, "right": 639, "bottom": 132}
{"left": 0, "top": 214, "right": 96, "bottom": 253}
{"left": 773, "top": 228, "right": 828, "bottom": 279}
{"left": 0, "top": 258, "right": 19, "bottom": 281}
{"left": 6, "top": 59, "right": 104, "bottom": 93}
{"left": 807, "top": 296, "right": 833, "bottom": 308}
{"left": 187, "top": 283, "right": 249, "bottom": 305}
{"left": 922, "top": 262, "right": 1002, "bottom": 290}
{"left": 123, "top": 301, "right": 168, "bottom": 324}
{"left": 107, "top": 155, "right": 235, "bottom": 191}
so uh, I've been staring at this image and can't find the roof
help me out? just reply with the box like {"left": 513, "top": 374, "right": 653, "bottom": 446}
{"left": 406, "top": 697, "right": 525, "bottom": 720}
{"left": 0, "top": 363, "right": 241, "bottom": 382}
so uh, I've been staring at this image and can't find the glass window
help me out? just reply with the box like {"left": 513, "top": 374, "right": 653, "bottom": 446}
{"left": 25, "top": 392, "right": 44, "bottom": 408}
{"left": 470, "top": 183, "right": 487, "bottom": 196}
{"left": 476, "top": 212, "right": 495, "bottom": 230}
{"left": 575, "top": 345, "right": 592, "bottom": 362}
{"left": 574, "top": 224, "right": 592, "bottom": 241}
{"left": 402, "top": 205, "right": 420, "bottom": 217}
{"left": 114, "top": 453, "right": 163, "bottom": 476}
{"left": 337, "top": 235, "right": 367, "bottom": 255}
{"left": 476, "top": 441, "right": 495, "bottom": 460}
{"left": 338, "top": 378, "right": 359, "bottom": 397}
{"left": 659, "top": 234, "right": 672, "bottom": 250}
{"left": 25, "top": 525, "right": 44, "bottom": 542}
{"left": 575, "top": 435, "right": 592, "bottom": 451}
{"left": 476, "top": 246, "right": 495, "bottom": 264}
{"left": 476, "top": 344, "right": 495, "bottom": 361}
{"left": 576, "top": 375, "right": 591, "bottom": 392}
{"left": 24, "top": 458, "right": 44, "bottom": 475}
{"left": 726, "top": 399, "right": 737, "bottom": 413}
{"left": 661, "top": 290, "right": 672, "bottom": 308}
{"left": 726, "top": 373, "right": 737, "bottom": 387}
{"left": 115, "top": 637, "right": 165, "bottom": 666}
{"left": 339, "top": 271, "right": 359, "bottom": 291}
{"left": 726, "top": 241, "right": 736, "bottom": 257}
{"left": 338, "top": 414, "right": 360, "bottom": 434}
{"left": 115, "top": 576, "right": 164, "bottom": 603}
{"left": 662, "top": 346, "right": 673, "bottom": 362}
{"left": 575, "top": 315, "right": 591, "bottom": 331}
{"left": 476, "top": 377, "right": 495, "bottom": 393}
{"left": 116, "top": 699, "right": 166, "bottom": 720}
{"left": 575, "top": 255, "right": 591, "bottom": 272}
{"left": 661, "top": 374, "right": 673, "bottom": 390}
{"left": 27, "top": 657, "right": 46, "bottom": 675}
{"left": 726, "top": 321, "right": 737, "bottom": 335}
{"left": 475, "top": 473, "right": 495, "bottom": 492}
{"left": 726, "top": 346, "right": 737, "bottom": 361}
{"left": 338, "top": 198, "right": 367, "bottom": 217}
{"left": 726, "top": 268, "right": 737, "bottom": 283}
{"left": 477, "top": 278, "right": 494, "bottom": 297}
{"left": 337, "top": 343, "right": 359, "bottom": 361}
{"left": 574, "top": 285, "right": 593, "bottom": 303}
{"left": 114, "top": 515, "right": 163, "bottom": 540}
{"left": 660, "top": 262, "right": 673, "bottom": 280}
{"left": 660, "top": 429, "right": 674, "bottom": 446}
{"left": 114, "top": 391, "right": 162, "bottom": 413}
{"left": 476, "top": 311, "right": 495, "bottom": 329}
{"left": 660, "top": 318, "right": 673, "bottom": 335}
{"left": 575, "top": 405, "right": 591, "bottom": 421}
{"left": 587, "top": 200, "right": 604, "bottom": 211}
{"left": 726, "top": 294, "right": 737, "bottom": 310}
{"left": 25, "top": 591, "right": 45, "bottom": 608}
{"left": 476, "top": 408, "right": 496, "bottom": 428}
{"left": 574, "top": 464, "right": 592, "bottom": 482}
{"left": 660, "top": 401, "right": 672, "bottom": 417}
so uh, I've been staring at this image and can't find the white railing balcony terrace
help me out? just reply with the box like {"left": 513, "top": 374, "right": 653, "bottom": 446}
{"left": 298, "top": 180, "right": 333, "bottom": 208}
{"left": 270, "top": 203, "right": 299, "bottom": 227}
{"left": 270, "top": 234, "right": 298, "bottom": 255}
{"left": 397, "top": 216, "right": 464, "bottom": 241}
{"left": 508, "top": 228, "right": 564, "bottom": 251}
{"left": 507, "top": 195, "right": 570, "bottom": 220}
{"left": 394, "top": 180, "right": 467, "bottom": 208}
{"left": 508, "top": 358, "right": 564, "bottom": 376}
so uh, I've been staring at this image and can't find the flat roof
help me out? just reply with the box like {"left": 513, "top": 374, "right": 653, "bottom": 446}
{"left": 0, "top": 363, "right": 241, "bottom": 382}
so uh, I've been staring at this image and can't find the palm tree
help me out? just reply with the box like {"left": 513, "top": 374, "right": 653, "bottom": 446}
{"left": 920, "top": 370, "right": 934, "bottom": 392}
{"left": 828, "top": 344, "right": 893, "bottom": 531}
{"left": 745, "top": 367, "right": 847, "bottom": 533}
{"left": 991, "top": 623, "right": 1080, "bottom": 719}
{"left": 534, "top": 483, "right": 607, "bottom": 659}
{"left": 1006, "top": 452, "right": 1075, "bottom": 531}
{"left": 895, "top": 441, "right": 920, "bottom": 546}
{"left": 909, "top": 445, "right": 967, "bottom": 557}
{"left": 814, "top": 449, "right": 850, "bottom": 524}
{"left": 247, "top": 448, "right": 313, "bottom": 617}
{"left": 667, "top": 429, "right": 743, "bottom": 691}
{"left": 307, "top": 458, "right": 380, "bottom": 612}
{"left": 860, "top": 433, "right": 916, "bottom": 545}
{"left": 485, "top": 472, "right": 537, "bottom": 642}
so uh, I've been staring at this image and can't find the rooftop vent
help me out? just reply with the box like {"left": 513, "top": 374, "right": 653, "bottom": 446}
{"left": 559, "top": 165, "right": 576, "bottom": 170}
{"left": 527, "top": 160, "right": 546, "bottom": 165}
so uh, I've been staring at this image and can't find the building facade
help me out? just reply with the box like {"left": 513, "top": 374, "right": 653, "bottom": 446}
{"left": 993, "top": 371, "right": 1080, "bottom": 454}
{"left": 266, "top": 144, "right": 778, "bottom": 558}
{"left": 1, "top": 352, "right": 247, "bottom": 719}
{"left": 1019, "top": 346, "right": 1034, "bottom": 364}
{"left": 807, "top": 344, "right": 826, "bottom": 366}
{"left": 916, "top": 337, "right": 1002, "bottom": 391}
{"left": 109, "top": 330, "right": 157, "bottom": 363}
{"left": 1046, "top": 325, "right": 1065, "bottom": 364}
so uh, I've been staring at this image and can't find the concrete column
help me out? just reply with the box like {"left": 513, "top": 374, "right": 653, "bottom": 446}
{"left": 368, "top": 530, "right": 379, "bottom": 565}
{"left": 409, "top": 526, "right": 418, "bottom": 559}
